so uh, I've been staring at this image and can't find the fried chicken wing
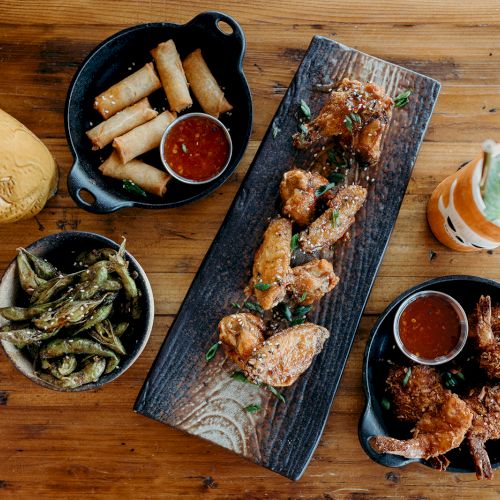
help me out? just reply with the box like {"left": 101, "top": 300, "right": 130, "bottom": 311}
{"left": 279, "top": 169, "right": 330, "bottom": 226}
{"left": 464, "top": 385, "right": 500, "bottom": 479}
{"left": 251, "top": 217, "right": 292, "bottom": 310}
{"left": 370, "top": 393, "right": 473, "bottom": 460}
{"left": 288, "top": 259, "right": 339, "bottom": 305}
{"left": 244, "top": 323, "right": 330, "bottom": 387}
{"left": 299, "top": 184, "right": 367, "bottom": 253}
{"left": 293, "top": 79, "right": 393, "bottom": 165}
{"left": 386, "top": 365, "right": 448, "bottom": 422}
{"left": 218, "top": 313, "right": 265, "bottom": 369}
{"left": 474, "top": 296, "right": 500, "bottom": 379}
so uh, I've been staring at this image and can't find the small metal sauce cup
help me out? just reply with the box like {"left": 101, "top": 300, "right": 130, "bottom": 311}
{"left": 159, "top": 112, "right": 233, "bottom": 185}
{"left": 393, "top": 290, "right": 468, "bottom": 365}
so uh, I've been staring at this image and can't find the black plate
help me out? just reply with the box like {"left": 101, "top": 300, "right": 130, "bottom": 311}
{"left": 134, "top": 36, "right": 441, "bottom": 480}
{"left": 65, "top": 11, "right": 252, "bottom": 213}
{"left": 359, "top": 275, "right": 500, "bottom": 473}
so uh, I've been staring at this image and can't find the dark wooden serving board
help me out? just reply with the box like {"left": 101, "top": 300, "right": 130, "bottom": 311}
{"left": 134, "top": 35, "right": 440, "bottom": 480}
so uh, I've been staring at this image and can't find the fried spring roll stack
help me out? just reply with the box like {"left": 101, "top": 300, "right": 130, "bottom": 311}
{"left": 112, "top": 110, "right": 176, "bottom": 164}
{"left": 93, "top": 63, "right": 161, "bottom": 119}
{"left": 251, "top": 217, "right": 292, "bottom": 310}
{"left": 151, "top": 40, "right": 192, "bottom": 113}
{"left": 86, "top": 98, "right": 157, "bottom": 150}
{"left": 299, "top": 185, "right": 367, "bottom": 253}
{"left": 99, "top": 151, "right": 170, "bottom": 197}
{"left": 183, "top": 49, "right": 233, "bottom": 118}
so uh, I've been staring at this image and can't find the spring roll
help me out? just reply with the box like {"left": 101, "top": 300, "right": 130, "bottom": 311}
{"left": 86, "top": 98, "right": 157, "bottom": 150}
{"left": 183, "top": 49, "right": 233, "bottom": 117}
{"left": 112, "top": 110, "right": 176, "bottom": 164}
{"left": 99, "top": 151, "right": 170, "bottom": 197}
{"left": 151, "top": 40, "right": 192, "bottom": 113}
{"left": 93, "top": 63, "right": 162, "bottom": 119}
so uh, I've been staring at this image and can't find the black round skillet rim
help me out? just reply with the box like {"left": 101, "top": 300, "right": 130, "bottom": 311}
{"left": 359, "top": 274, "right": 500, "bottom": 473}
{"left": 64, "top": 11, "right": 253, "bottom": 213}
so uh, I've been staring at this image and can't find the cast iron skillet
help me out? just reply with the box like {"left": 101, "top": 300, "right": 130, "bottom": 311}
{"left": 65, "top": 11, "right": 252, "bottom": 214}
{"left": 359, "top": 275, "right": 499, "bottom": 474}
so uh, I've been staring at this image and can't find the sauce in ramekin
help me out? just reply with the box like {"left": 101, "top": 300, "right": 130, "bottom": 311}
{"left": 163, "top": 115, "right": 230, "bottom": 182}
{"left": 399, "top": 295, "right": 461, "bottom": 359}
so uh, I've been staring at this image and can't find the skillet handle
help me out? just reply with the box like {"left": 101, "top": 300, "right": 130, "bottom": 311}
{"left": 67, "top": 159, "right": 129, "bottom": 214}
{"left": 358, "top": 401, "right": 419, "bottom": 469}
{"left": 188, "top": 11, "right": 246, "bottom": 63}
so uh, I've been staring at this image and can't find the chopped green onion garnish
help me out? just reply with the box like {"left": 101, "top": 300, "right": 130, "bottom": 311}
{"left": 331, "top": 209, "right": 340, "bottom": 227}
{"left": 344, "top": 115, "right": 353, "bottom": 132}
{"left": 231, "top": 371, "right": 250, "bottom": 383}
{"left": 254, "top": 283, "right": 271, "bottom": 291}
{"left": 243, "top": 301, "right": 264, "bottom": 314}
{"left": 300, "top": 99, "right": 311, "bottom": 120}
{"left": 290, "top": 233, "right": 299, "bottom": 252}
{"left": 350, "top": 112, "right": 361, "bottom": 123}
{"left": 181, "top": 143, "right": 188, "bottom": 153}
{"left": 381, "top": 398, "right": 391, "bottom": 411}
{"left": 315, "top": 182, "right": 336, "bottom": 198}
{"left": 299, "top": 292, "right": 308, "bottom": 302}
{"left": 394, "top": 89, "right": 412, "bottom": 108}
{"left": 299, "top": 123, "right": 309, "bottom": 134}
{"left": 402, "top": 367, "right": 412, "bottom": 387}
{"left": 291, "top": 317, "right": 306, "bottom": 326}
{"left": 205, "top": 342, "right": 219, "bottom": 361}
{"left": 294, "top": 305, "right": 312, "bottom": 317}
{"left": 266, "top": 385, "right": 286, "bottom": 403}
{"left": 245, "top": 404, "right": 261, "bottom": 414}
{"left": 328, "top": 172, "right": 345, "bottom": 183}
{"left": 122, "top": 179, "right": 147, "bottom": 198}
{"left": 231, "top": 302, "right": 241, "bottom": 309}
{"left": 272, "top": 123, "right": 280, "bottom": 139}
{"left": 280, "top": 303, "right": 293, "bottom": 322}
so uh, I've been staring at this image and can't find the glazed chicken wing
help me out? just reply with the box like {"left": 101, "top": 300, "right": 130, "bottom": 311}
{"left": 474, "top": 296, "right": 500, "bottom": 379}
{"left": 251, "top": 217, "right": 292, "bottom": 310}
{"left": 293, "top": 79, "right": 393, "bottom": 165}
{"left": 279, "top": 169, "right": 330, "bottom": 226}
{"left": 244, "top": 323, "right": 330, "bottom": 387}
{"left": 370, "top": 393, "right": 473, "bottom": 460}
{"left": 299, "top": 184, "right": 367, "bottom": 253}
{"left": 288, "top": 259, "right": 339, "bottom": 305}
{"left": 218, "top": 313, "right": 265, "bottom": 369}
{"left": 465, "top": 385, "right": 500, "bottom": 480}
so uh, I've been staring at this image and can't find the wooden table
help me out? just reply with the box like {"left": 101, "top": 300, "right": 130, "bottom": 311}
{"left": 0, "top": 1, "right": 499, "bottom": 498}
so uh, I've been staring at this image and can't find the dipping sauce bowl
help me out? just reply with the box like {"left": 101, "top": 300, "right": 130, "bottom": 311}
{"left": 160, "top": 112, "right": 232, "bottom": 185}
{"left": 393, "top": 290, "right": 468, "bottom": 365}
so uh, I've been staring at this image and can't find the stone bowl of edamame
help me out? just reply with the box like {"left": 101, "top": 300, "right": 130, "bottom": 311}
{"left": 0, "top": 231, "right": 154, "bottom": 391}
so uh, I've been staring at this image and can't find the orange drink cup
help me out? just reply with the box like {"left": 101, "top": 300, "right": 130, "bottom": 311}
{"left": 427, "top": 142, "right": 500, "bottom": 252}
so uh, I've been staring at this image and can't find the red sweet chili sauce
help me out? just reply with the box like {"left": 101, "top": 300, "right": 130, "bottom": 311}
{"left": 399, "top": 295, "right": 461, "bottom": 359}
{"left": 164, "top": 115, "right": 230, "bottom": 182}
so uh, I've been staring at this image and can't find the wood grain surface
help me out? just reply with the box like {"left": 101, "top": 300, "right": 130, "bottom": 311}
{"left": 0, "top": 1, "right": 499, "bottom": 498}
{"left": 135, "top": 35, "right": 440, "bottom": 480}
